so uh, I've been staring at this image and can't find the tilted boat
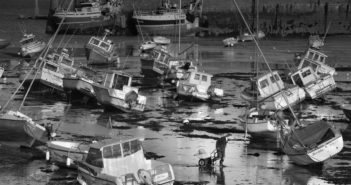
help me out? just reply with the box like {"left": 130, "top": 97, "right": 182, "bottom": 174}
{"left": 92, "top": 71, "right": 147, "bottom": 112}
{"left": 240, "top": 71, "right": 306, "bottom": 111}
{"left": 77, "top": 137, "right": 175, "bottom": 185}
{"left": 49, "top": 1, "right": 123, "bottom": 33}
{"left": 18, "top": 33, "right": 46, "bottom": 57}
{"left": 290, "top": 48, "right": 336, "bottom": 99}
{"left": 279, "top": 120, "right": 343, "bottom": 165}
{"left": 46, "top": 140, "right": 91, "bottom": 168}
{"left": 20, "top": 49, "right": 76, "bottom": 92}
{"left": 63, "top": 72, "right": 98, "bottom": 104}
{"left": 85, "top": 30, "right": 119, "bottom": 65}
{"left": 176, "top": 70, "right": 223, "bottom": 101}
{"left": 133, "top": 0, "right": 202, "bottom": 36}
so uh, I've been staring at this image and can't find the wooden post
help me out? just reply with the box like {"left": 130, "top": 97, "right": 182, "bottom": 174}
{"left": 324, "top": 2, "right": 329, "bottom": 33}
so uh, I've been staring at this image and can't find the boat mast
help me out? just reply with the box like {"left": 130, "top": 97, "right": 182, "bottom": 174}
{"left": 178, "top": 0, "right": 181, "bottom": 55}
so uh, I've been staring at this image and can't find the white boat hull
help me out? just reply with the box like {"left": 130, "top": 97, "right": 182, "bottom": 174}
{"left": 261, "top": 86, "right": 306, "bottom": 110}
{"left": 304, "top": 75, "right": 336, "bottom": 99}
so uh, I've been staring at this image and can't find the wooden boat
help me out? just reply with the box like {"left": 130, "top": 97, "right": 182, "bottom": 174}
{"left": 18, "top": 33, "right": 46, "bottom": 57}
{"left": 140, "top": 43, "right": 173, "bottom": 77}
{"left": 46, "top": 140, "right": 90, "bottom": 168}
{"left": 49, "top": 1, "right": 123, "bottom": 33}
{"left": 308, "top": 35, "right": 324, "bottom": 49}
{"left": 240, "top": 71, "right": 306, "bottom": 111}
{"left": 85, "top": 30, "right": 119, "bottom": 65}
{"left": 280, "top": 121, "right": 343, "bottom": 165}
{"left": 92, "top": 71, "right": 147, "bottom": 112}
{"left": 290, "top": 48, "right": 336, "bottom": 99}
{"left": 0, "top": 39, "right": 10, "bottom": 49}
{"left": 133, "top": 0, "right": 202, "bottom": 36}
{"left": 77, "top": 137, "right": 175, "bottom": 185}
{"left": 0, "top": 111, "right": 47, "bottom": 147}
{"left": 20, "top": 49, "right": 76, "bottom": 92}
{"left": 176, "top": 70, "right": 223, "bottom": 101}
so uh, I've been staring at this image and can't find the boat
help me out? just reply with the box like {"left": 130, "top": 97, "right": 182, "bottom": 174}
{"left": 0, "top": 39, "right": 10, "bottom": 49}
{"left": 133, "top": 0, "right": 202, "bottom": 36}
{"left": 240, "top": 71, "right": 306, "bottom": 111}
{"left": 49, "top": 1, "right": 123, "bottom": 33}
{"left": 240, "top": 107, "right": 281, "bottom": 139}
{"left": 85, "top": 30, "right": 119, "bottom": 65}
{"left": 0, "top": 110, "right": 48, "bottom": 147}
{"left": 279, "top": 120, "right": 343, "bottom": 165}
{"left": 223, "top": 37, "right": 238, "bottom": 47}
{"left": 77, "top": 137, "right": 175, "bottom": 185}
{"left": 20, "top": 49, "right": 76, "bottom": 92}
{"left": 46, "top": 140, "right": 91, "bottom": 168}
{"left": 289, "top": 48, "right": 336, "bottom": 99}
{"left": 238, "top": 31, "right": 265, "bottom": 42}
{"left": 0, "top": 66, "right": 4, "bottom": 78}
{"left": 92, "top": 71, "right": 147, "bottom": 112}
{"left": 63, "top": 73, "right": 97, "bottom": 104}
{"left": 308, "top": 35, "right": 324, "bottom": 49}
{"left": 139, "top": 36, "right": 170, "bottom": 51}
{"left": 18, "top": 33, "right": 46, "bottom": 57}
{"left": 176, "top": 70, "right": 224, "bottom": 101}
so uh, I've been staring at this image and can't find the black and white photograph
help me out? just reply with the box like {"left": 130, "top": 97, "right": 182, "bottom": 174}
{"left": 0, "top": 0, "right": 350, "bottom": 184}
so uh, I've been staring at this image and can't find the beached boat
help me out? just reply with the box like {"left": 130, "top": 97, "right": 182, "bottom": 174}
{"left": 223, "top": 37, "right": 238, "bottom": 47}
{"left": 0, "top": 111, "right": 48, "bottom": 147}
{"left": 63, "top": 75, "right": 96, "bottom": 104}
{"left": 0, "top": 39, "right": 10, "bottom": 49}
{"left": 77, "top": 137, "right": 175, "bottom": 185}
{"left": 85, "top": 30, "right": 119, "bottom": 65}
{"left": 50, "top": 1, "right": 123, "bottom": 33}
{"left": 290, "top": 49, "right": 336, "bottom": 99}
{"left": 92, "top": 71, "right": 147, "bottom": 112}
{"left": 240, "top": 108, "right": 280, "bottom": 138}
{"left": 46, "top": 140, "right": 91, "bottom": 168}
{"left": 279, "top": 121, "right": 343, "bottom": 165}
{"left": 308, "top": 35, "right": 324, "bottom": 49}
{"left": 176, "top": 70, "right": 223, "bottom": 101}
{"left": 240, "top": 71, "right": 306, "bottom": 111}
{"left": 133, "top": 0, "right": 202, "bottom": 36}
{"left": 18, "top": 33, "right": 46, "bottom": 57}
{"left": 20, "top": 49, "right": 76, "bottom": 92}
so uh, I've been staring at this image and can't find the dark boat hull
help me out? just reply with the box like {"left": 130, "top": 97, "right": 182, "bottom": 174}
{"left": 63, "top": 77, "right": 97, "bottom": 104}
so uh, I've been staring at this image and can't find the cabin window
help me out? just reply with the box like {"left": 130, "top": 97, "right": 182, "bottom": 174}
{"left": 313, "top": 54, "right": 319, "bottom": 61}
{"left": 122, "top": 142, "right": 131, "bottom": 157}
{"left": 62, "top": 58, "right": 73, "bottom": 66}
{"left": 102, "top": 144, "right": 122, "bottom": 158}
{"left": 21, "top": 38, "right": 34, "bottom": 45}
{"left": 194, "top": 74, "right": 200, "bottom": 80}
{"left": 259, "top": 79, "right": 269, "bottom": 88}
{"left": 91, "top": 38, "right": 100, "bottom": 46}
{"left": 86, "top": 148, "right": 103, "bottom": 168}
{"left": 112, "top": 74, "right": 130, "bottom": 90}
{"left": 100, "top": 42, "right": 110, "bottom": 51}
{"left": 112, "top": 144, "right": 122, "bottom": 158}
{"left": 320, "top": 56, "right": 325, "bottom": 63}
{"left": 130, "top": 140, "right": 141, "bottom": 153}
{"left": 103, "top": 146, "right": 113, "bottom": 158}
{"left": 307, "top": 52, "right": 313, "bottom": 60}
{"left": 53, "top": 55, "right": 60, "bottom": 63}
{"left": 44, "top": 63, "right": 58, "bottom": 72}
{"left": 270, "top": 74, "right": 280, "bottom": 83}
{"left": 292, "top": 74, "right": 303, "bottom": 87}
{"left": 302, "top": 69, "right": 312, "bottom": 78}
{"left": 201, "top": 75, "right": 208, "bottom": 82}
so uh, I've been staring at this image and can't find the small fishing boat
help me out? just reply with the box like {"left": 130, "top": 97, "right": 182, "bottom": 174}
{"left": 77, "top": 137, "right": 175, "bottom": 185}
{"left": 308, "top": 35, "right": 324, "bottom": 49}
{"left": 241, "top": 71, "right": 306, "bottom": 111}
{"left": 139, "top": 36, "right": 170, "bottom": 51}
{"left": 63, "top": 75, "right": 96, "bottom": 104}
{"left": 85, "top": 30, "right": 119, "bottom": 65}
{"left": 92, "top": 71, "right": 147, "bottom": 112}
{"left": 279, "top": 120, "right": 343, "bottom": 165}
{"left": 0, "top": 111, "right": 47, "bottom": 147}
{"left": 238, "top": 31, "right": 265, "bottom": 42}
{"left": 50, "top": 1, "right": 123, "bottom": 33}
{"left": 0, "top": 39, "right": 10, "bottom": 49}
{"left": 240, "top": 107, "right": 280, "bottom": 138}
{"left": 133, "top": 0, "right": 202, "bottom": 36}
{"left": 46, "top": 140, "right": 91, "bottom": 168}
{"left": 176, "top": 70, "right": 224, "bottom": 101}
{"left": 20, "top": 49, "right": 76, "bottom": 92}
{"left": 223, "top": 37, "right": 238, "bottom": 47}
{"left": 18, "top": 33, "right": 46, "bottom": 57}
{"left": 290, "top": 49, "right": 336, "bottom": 99}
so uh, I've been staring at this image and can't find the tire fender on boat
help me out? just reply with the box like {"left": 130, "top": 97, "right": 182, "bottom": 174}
{"left": 125, "top": 91, "right": 138, "bottom": 109}
{"left": 138, "top": 169, "right": 154, "bottom": 185}
{"left": 46, "top": 150, "right": 50, "bottom": 161}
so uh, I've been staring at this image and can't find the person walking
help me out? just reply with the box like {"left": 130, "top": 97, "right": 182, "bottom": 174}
{"left": 215, "top": 134, "right": 230, "bottom": 166}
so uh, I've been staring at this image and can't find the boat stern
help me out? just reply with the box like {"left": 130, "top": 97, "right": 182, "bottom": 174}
{"left": 307, "top": 135, "right": 344, "bottom": 163}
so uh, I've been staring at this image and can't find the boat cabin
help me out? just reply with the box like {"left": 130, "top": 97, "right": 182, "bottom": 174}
{"left": 20, "top": 34, "right": 35, "bottom": 45}
{"left": 43, "top": 49, "right": 75, "bottom": 74}
{"left": 290, "top": 66, "right": 318, "bottom": 87}
{"left": 102, "top": 71, "right": 132, "bottom": 90}
{"left": 297, "top": 48, "right": 335, "bottom": 76}
{"left": 87, "top": 36, "right": 113, "bottom": 53}
{"left": 181, "top": 71, "right": 212, "bottom": 86}
{"left": 256, "top": 71, "right": 284, "bottom": 98}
